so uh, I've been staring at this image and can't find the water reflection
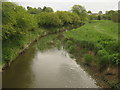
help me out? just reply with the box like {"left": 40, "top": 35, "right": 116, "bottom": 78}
{"left": 2, "top": 47, "right": 36, "bottom": 88}
{"left": 3, "top": 35, "right": 98, "bottom": 88}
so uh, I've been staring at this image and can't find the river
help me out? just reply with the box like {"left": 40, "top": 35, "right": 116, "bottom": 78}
{"left": 3, "top": 34, "right": 99, "bottom": 88}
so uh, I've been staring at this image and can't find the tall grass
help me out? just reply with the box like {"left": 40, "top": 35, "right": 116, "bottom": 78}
{"left": 64, "top": 20, "right": 119, "bottom": 66}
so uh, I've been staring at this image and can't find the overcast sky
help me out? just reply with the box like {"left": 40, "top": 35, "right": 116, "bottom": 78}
{"left": 8, "top": 0, "right": 120, "bottom": 13}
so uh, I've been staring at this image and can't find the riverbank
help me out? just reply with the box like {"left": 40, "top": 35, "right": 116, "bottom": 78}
{"left": 63, "top": 20, "right": 119, "bottom": 89}
{"left": 2, "top": 2, "right": 84, "bottom": 71}
{"left": 2, "top": 20, "right": 119, "bottom": 89}
{"left": 3, "top": 35, "right": 99, "bottom": 88}
{"left": 2, "top": 25, "right": 80, "bottom": 70}
{"left": 63, "top": 44, "right": 119, "bottom": 89}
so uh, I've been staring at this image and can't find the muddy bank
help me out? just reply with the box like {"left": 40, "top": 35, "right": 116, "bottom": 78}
{"left": 77, "top": 57, "right": 119, "bottom": 89}
{"left": 63, "top": 41, "right": 119, "bottom": 89}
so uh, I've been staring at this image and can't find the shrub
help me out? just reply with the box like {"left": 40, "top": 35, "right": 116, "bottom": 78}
{"left": 95, "top": 44, "right": 104, "bottom": 53}
{"left": 67, "top": 40, "right": 73, "bottom": 45}
{"left": 2, "top": 2, "right": 38, "bottom": 40}
{"left": 109, "top": 54, "right": 119, "bottom": 65}
{"left": 97, "top": 54, "right": 110, "bottom": 67}
{"left": 84, "top": 54, "right": 93, "bottom": 64}
{"left": 97, "top": 49, "right": 108, "bottom": 56}
{"left": 3, "top": 47, "right": 17, "bottom": 63}
{"left": 55, "top": 11, "right": 72, "bottom": 25}
{"left": 37, "top": 12, "right": 63, "bottom": 27}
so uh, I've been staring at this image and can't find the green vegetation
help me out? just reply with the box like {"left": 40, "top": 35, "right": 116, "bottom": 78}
{"left": 2, "top": 2, "right": 42, "bottom": 65}
{"left": 2, "top": 2, "right": 88, "bottom": 66}
{"left": 84, "top": 54, "right": 94, "bottom": 64}
{"left": 72, "top": 5, "right": 88, "bottom": 23}
{"left": 2, "top": 1, "right": 119, "bottom": 89}
{"left": 64, "top": 20, "right": 119, "bottom": 67}
{"left": 64, "top": 20, "right": 119, "bottom": 89}
{"left": 88, "top": 10, "right": 120, "bottom": 23}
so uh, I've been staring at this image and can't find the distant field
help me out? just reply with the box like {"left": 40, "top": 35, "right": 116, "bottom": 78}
{"left": 64, "top": 20, "right": 119, "bottom": 66}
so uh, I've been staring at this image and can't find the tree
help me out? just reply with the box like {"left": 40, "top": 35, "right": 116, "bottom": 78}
{"left": 98, "top": 11, "right": 103, "bottom": 15}
{"left": 38, "top": 7, "right": 42, "bottom": 12}
{"left": 27, "top": 6, "right": 32, "bottom": 10}
{"left": 42, "top": 6, "right": 54, "bottom": 12}
{"left": 55, "top": 11, "right": 72, "bottom": 25}
{"left": 88, "top": 10, "right": 92, "bottom": 15}
{"left": 27, "top": 6, "right": 41, "bottom": 14}
{"left": 105, "top": 10, "right": 117, "bottom": 20}
{"left": 71, "top": 5, "right": 88, "bottom": 23}
{"left": 36, "top": 12, "right": 62, "bottom": 27}
{"left": 98, "top": 11, "right": 103, "bottom": 20}
{"left": 98, "top": 15, "right": 101, "bottom": 20}
{"left": 2, "top": 2, "right": 38, "bottom": 39}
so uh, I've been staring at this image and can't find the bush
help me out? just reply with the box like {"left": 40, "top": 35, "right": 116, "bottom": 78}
{"left": 97, "top": 54, "right": 110, "bottom": 67}
{"left": 2, "top": 2, "right": 38, "bottom": 40}
{"left": 95, "top": 44, "right": 104, "bottom": 53}
{"left": 84, "top": 54, "right": 93, "bottom": 64}
{"left": 3, "top": 47, "right": 17, "bottom": 63}
{"left": 97, "top": 49, "right": 108, "bottom": 56}
{"left": 55, "top": 11, "right": 72, "bottom": 25}
{"left": 109, "top": 54, "right": 119, "bottom": 65}
{"left": 37, "top": 12, "right": 63, "bottom": 27}
{"left": 67, "top": 40, "right": 73, "bottom": 45}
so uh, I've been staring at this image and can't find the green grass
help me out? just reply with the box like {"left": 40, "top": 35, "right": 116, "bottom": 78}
{"left": 64, "top": 20, "right": 119, "bottom": 66}
{"left": 84, "top": 54, "right": 94, "bottom": 64}
{"left": 65, "top": 20, "right": 118, "bottom": 42}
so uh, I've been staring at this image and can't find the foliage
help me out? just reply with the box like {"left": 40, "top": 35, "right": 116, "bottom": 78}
{"left": 2, "top": 2, "right": 38, "bottom": 40}
{"left": 84, "top": 54, "right": 93, "bottom": 64}
{"left": 42, "top": 6, "right": 54, "bottom": 12}
{"left": 27, "top": 6, "right": 53, "bottom": 14}
{"left": 2, "top": 2, "right": 43, "bottom": 64}
{"left": 65, "top": 20, "right": 119, "bottom": 66}
{"left": 98, "top": 11, "right": 103, "bottom": 15}
{"left": 87, "top": 10, "right": 92, "bottom": 15}
{"left": 55, "top": 11, "right": 72, "bottom": 25}
{"left": 105, "top": 10, "right": 117, "bottom": 20}
{"left": 71, "top": 5, "right": 88, "bottom": 23}
{"left": 2, "top": 2, "right": 86, "bottom": 64}
{"left": 27, "top": 7, "right": 42, "bottom": 14}
{"left": 88, "top": 10, "right": 119, "bottom": 22}
{"left": 36, "top": 12, "right": 62, "bottom": 27}
{"left": 56, "top": 11, "right": 81, "bottom": 25}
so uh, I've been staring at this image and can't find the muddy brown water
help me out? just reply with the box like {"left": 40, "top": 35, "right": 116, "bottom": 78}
{"left": 2, "top": 35, "right": 99, "bottom": 88}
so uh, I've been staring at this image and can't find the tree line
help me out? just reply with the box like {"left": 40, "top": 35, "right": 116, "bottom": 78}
{"left": 2, "top": 2, "right": 88, "bottom": 40}
{"left": 2, "top": 2, "right": 88, "bottom": 64}
{"left": 3, "top": 2, "right": 119, "bottom": 41}
{"left": 88, "top": 10, "right": 120, "bottom": 23}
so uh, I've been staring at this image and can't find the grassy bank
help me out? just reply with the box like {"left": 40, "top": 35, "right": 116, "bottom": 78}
{"left": 64, "top": 20, "right": 119, "bottom": 89}
{"left": 2, "top": 28, "right": 44, "bottom": 67}
{"left": 64, "top": 20, "right": 119, "bottom": 66}
{"left": 2, "top": 25, "right": 78, "bottom": 69}
{"left": 2, "top": 2, "right": 86, "bottom": 68}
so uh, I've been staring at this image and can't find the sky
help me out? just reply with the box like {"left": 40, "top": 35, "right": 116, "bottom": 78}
{"left": 7, "top": 0, "right": 120, "bottom": 13}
